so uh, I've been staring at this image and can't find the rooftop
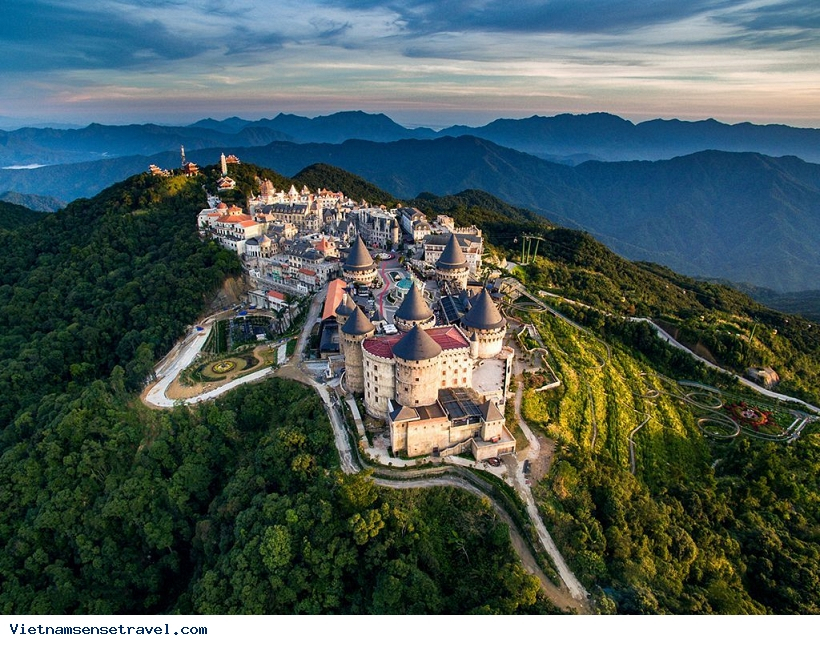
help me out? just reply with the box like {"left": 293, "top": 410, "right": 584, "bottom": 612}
{"left": 344, "top": 234, "right": 376, "bottom": 271}
{"left": 341, "top": 305, "right": 375, "bottom": 336}
{"left": 461, "top": 288, "right": 505, "bottom": 330}
{"left": 436, "top": 234, "right": 468, "bottom": 271}
{"left": 394, "top": 284, "right": 434, "bottom": 324}
{"left": 363, "top": 325, "right": 469, "bottom": 359}
{"left": 392, "top": 324, "right": 442, "bottom": 361}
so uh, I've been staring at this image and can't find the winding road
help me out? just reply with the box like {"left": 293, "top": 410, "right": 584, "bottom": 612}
{"left": 140, "top": 284, "right": 592, "bottom": 613}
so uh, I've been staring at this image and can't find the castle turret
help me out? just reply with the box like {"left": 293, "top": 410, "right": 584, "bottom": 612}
{"left": 341, "top": 305, "right": 375, "bottom": 393}
{"left": 461, "top": 288, "right": 506, "bottom": 358}
{"left": 342, "top": 234, "right": 378, "bottom": 285}
{"left": 334, "top": 293, "right": 357, "bottom": 357}
{"left": 393, "top": 283, "right": 435, "bottom": 332}
{"left": 435, "top": 234, "right": 469, "bottom": 290}
{"left": 393, "top": 324, "right": 442, "bottom": 408}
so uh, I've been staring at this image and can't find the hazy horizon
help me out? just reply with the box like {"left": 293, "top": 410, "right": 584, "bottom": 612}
{"left": 2, "top": 109, "right": 820, "bottom": 134}
{"left": 4, "top": 1, "right": 820, "bottom": 130}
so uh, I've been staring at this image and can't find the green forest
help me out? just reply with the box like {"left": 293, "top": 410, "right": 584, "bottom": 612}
{"left": 412, "top": 188, "right": 820, "bottom": 613}
{"left": 0, "top": 168, "right": 546, "bottom": 614}
{"left": 2, "top": 163, "right": 819, "bottom": 614}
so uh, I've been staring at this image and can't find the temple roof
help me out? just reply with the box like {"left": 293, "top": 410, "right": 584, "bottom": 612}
{"left": 461, "top": 288, "right": 505, "bottom": 330}
{"left": 394, "top": 284, "right": 434, "bottom": 324}
{"left": 392, "top": 324, "right": 442, "bottom": 361}
{"left": 343, "top": 234, "right": 376, "bottom": 271}
{"left": 435, "top": 234, "right": 468, "bottom": 270}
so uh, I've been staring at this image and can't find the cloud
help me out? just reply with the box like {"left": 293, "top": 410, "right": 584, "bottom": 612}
{"left": 709, "top": 0, "right": 820, "bottom": 48}
{"left": 313, "top": 0, "right": 749, "bottom": 35}
{"left": 0, "top": 1, "right": 207, "bottom": 72}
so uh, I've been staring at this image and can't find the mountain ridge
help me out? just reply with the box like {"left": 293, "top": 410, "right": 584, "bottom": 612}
{"left": 5, "top": 110, "right": 820, "bottom": 167}
{"left": 1, "top": 136, "right": 818, "bottom": 292}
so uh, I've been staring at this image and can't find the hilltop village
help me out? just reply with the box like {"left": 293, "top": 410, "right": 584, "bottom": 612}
{"left": 191, "top": 154, "right": 515, "bottom": 461}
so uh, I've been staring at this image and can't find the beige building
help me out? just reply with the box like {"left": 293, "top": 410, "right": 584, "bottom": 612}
{"left": 357, "top": 323, "right": 515, "bottom": 460}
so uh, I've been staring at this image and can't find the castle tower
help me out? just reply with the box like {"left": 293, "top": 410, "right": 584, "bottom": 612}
{"left": 342, "top": 234, "right": 378, "bottom": 285}
{"left": 393, "top": 324, "right": 442, "bottom": 408}
{"left": 435, "top": 234, "right": 469, "bottom": 290}
{"left": 334, "top": 293, "right": 356, "bottom": 358}
{"left": 461, "top": 288, "right": 507, "bottom": 359}
{"left": 393, "top": 283, "right": 435, "bottom": 332}
{"left": 341, "top": 305, "right": 375, "bottom": 393}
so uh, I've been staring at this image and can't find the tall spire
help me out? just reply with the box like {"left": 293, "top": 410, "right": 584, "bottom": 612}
{"left": 392, "top": 324, "right": 442, "bottom": 362}
{"left": 341, "top": 304, "right": 375, "bottom": 336}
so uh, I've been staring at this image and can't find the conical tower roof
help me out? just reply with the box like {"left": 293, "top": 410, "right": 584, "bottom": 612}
{"left": 334, "top": 293, "right": 356, "bottom": 317}
{"left": 341, "top": 304, "right": 375, "bottom": 336}
{"left": 461, "top": 288, "right": 505, "bottom": 330}
{"left": 395, "top": 284, "right": 434, "bottom": 324}
{"left": 393, "top": 324, "right": 442, "bottom": 362}
{"left": 344, "top": 235, "right": 376, "bottom": 271}
{"left": 436, "top": 234, "right": 467, "bottom": 270}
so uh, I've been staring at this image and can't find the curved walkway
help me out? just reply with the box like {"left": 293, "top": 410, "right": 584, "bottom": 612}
{"left": 376, "top": 474, "right": 588, "bottom": 613}
{"left": 142, "top": 317, "right": 278, "bottom": 408}
{"left": 139, "top": 290, "right": 591, "bottom": 612}
{"left": 511, "top": 358, "right": 588, "bottom": 604}
{"left": 631, "top": 317, "right": 820, "bottom": 415}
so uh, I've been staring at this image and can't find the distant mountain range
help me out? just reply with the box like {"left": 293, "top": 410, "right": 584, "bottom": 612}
{"left": 0, "top": 191, "right": 64, "bottom": 212}
{"left": 3, "top": 110, "right": 820, "bottom": 167}
{"left": 1, "top": 133, "right": 818, "bottom": 293}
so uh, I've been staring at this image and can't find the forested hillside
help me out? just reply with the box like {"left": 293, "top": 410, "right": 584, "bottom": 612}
{"left": 0, "top": 167, "right": 547, "bottom": 614}
{"left": 410, "top": 189, "right": 820, "bottom": 613}
{"left": 412, "top": 189, "right": 820, "bottom": 406}
{"left": 0, "top": 199, "right": 46, "bottom": 230}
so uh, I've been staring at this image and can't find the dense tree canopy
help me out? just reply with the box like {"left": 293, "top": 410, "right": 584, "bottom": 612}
{"left": 0, "top": 169, "right": 547, "bottom": 615}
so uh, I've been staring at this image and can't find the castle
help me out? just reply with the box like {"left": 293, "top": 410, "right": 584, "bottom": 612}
{"left": 335, "top": 234, "right": 516, "bottom": 460}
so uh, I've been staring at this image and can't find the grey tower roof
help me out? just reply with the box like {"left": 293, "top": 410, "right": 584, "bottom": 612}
{"left": 343, "top": 235, "right": 376, "bottom": 271}
{"left": 394, "top": 284, "right": 434, "bottom": 324}
{"left": 436, "top": 234, "right": 468, "bottom": 270}
{"left": 334, "top": 293, "right": 356, "bottom": 317}
{"left": 392, "top": 324, "right": 442, "bottom": 362}
{"left": 341, "top": 305, "right": 375, "bottom": 336}
{"left": 461, "top": 288, "right": 505, "bottom": 330}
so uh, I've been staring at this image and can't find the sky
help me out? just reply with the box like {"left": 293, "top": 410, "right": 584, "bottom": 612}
{"left": 2, "top": 0, "right": 820, "bottom": 129}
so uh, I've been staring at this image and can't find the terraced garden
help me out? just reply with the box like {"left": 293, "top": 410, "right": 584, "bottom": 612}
{"left": 515, "top": 306, "right": 820, "bottom": 613}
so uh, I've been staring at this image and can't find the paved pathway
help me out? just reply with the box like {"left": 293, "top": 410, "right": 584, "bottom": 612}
{"left": 140, "top": 285, "right": 591, "bottom": 612}
{"left": 511, "top": 348, "right": 589, "bottom": 603}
